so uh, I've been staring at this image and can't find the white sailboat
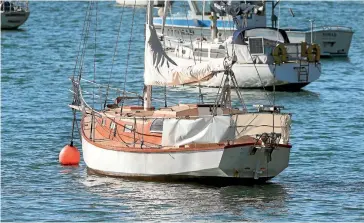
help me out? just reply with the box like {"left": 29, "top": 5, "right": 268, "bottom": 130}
{"left": 153, "top": 1, "right": 353, "bottom": 57}
{"left": 68, "top": 1, "right": 293, "bottom": 184}
{"left": 159, "top": 1, "right": 321, "bottom": 91}
{"left": 1, "top": 0, "right": 29, "bottom": 29}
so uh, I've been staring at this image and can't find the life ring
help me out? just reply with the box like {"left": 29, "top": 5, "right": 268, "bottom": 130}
{"left": 273, "top": 44, "right": 288, "bottom": 64}
{"left": 307, "top": 44, "right": 321, "bottom": 62}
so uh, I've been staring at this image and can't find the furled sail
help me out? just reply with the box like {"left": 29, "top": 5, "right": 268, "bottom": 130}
{"left": 144, "top": 25, "right": 230, "bottom": 86}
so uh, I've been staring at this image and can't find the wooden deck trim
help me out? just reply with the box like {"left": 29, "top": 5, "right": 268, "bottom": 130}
{"left": 81, "top": 118, "right": 291, "bottom": 153}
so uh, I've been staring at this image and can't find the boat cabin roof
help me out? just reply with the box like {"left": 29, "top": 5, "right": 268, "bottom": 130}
{"left": 103, "top": 103, "right": 244, "bottom": 119}
{"left": 233, "top": 27, "right": 290, "bottom": 44}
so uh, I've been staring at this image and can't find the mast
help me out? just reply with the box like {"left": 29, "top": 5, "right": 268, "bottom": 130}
{"left": 144, "top": 0, "right": 154, "bottom": 110}
{"left": 309, "top": 19, "right": 314, "bottom": 44}
{"left": 271, "top": 0, "right": 280, "bottom": 28}
{"left": 161, "top": 0, "right": 170, "bottom": 36}
{"left": 210, "top": 11, "right": 218, "bottom": 40}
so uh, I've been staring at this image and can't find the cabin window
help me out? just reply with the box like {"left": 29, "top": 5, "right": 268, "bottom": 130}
{"left": 110, "top": 122, "right": 116, "bottom": 129}
{"left": 150, "top": 119, "right": 164, "bottom": 133}
{"left": 248, "top": 37, "right": 264, "bottom": 54}
{"left": 101, "top": 118, "right": 106, "bottom": 126}
{"left": 246, "top": 29, "right": 285, "bottom": 43}
{"left": 124, "top": 124, "right": 133, "bottom": 133}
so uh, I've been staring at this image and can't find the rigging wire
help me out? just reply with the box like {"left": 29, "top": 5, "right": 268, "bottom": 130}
{"left": 182, "top": 1, "right": 197, "bottom": 65}
{"left": 161, "top": 2, "right": 168, "bottom": 107}
{"left": 200, "top": 0, "right": 204, "bottom": 63}
{"left": 93, "top": 2, "right": 98, "bottom": 109}
{"left": 221, "top": 10, "right": 228, "bottom": 42}
{"left": 182, "top": 1, "right": 205, "bottom": 103}
{"left": 223, "top": 2, "right": 275, "bottom": 107}
{"left": 245, "top": 48, "right": 274, "bottom": 105}
{"left": 273, "top": 1, "right": 282, "bottom": 135}
{"left": 103, "top": 0, "right": 126, "bottom": 109}
{"left": 198, "top": 0, "right": 205, "bottom": 103}
{"left": 72, "top": 2, "right": 93, "bottom": 78}
{"left": 90, "top": 2, "right": 99, "bottom": 141}
{"left": 70, "top": 1, "right": 94, "bottom": 146}
{"left": 120, "top": 0, "right": 137, "bottom": 114}
{"left": 77, "top": 2, "right": 94, "bottom": 82}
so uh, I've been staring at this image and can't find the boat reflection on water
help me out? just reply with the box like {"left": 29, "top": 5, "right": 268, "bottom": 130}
{"left": 80, "top": 173, "right": 288, "bottom": 221}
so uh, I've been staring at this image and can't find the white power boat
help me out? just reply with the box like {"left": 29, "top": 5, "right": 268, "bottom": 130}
{"left": 285, "top": 26, "right": 354, "bottom": 57}
{"left": 1, "top": 0, "right": 29, "bottom": 29}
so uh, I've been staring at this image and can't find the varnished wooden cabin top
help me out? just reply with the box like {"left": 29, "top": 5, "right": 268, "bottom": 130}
{"left": 80, "top": 103, "right": 266, "bottom": 152}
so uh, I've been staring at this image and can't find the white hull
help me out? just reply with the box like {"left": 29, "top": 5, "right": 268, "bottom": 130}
{"left": 82, "top": 136, "right": 290, "bottom": 181}
{"left": 1, "top": 11, "right": 29, "bottom": 29}
{"left": 156, "top": 24, "right": 353, "bottom": 57}
{"left": 169, "top": 53, "right": 321, "bottom": 90}
{"left": 285, "top": 28, "right": 354, "bottom": 57}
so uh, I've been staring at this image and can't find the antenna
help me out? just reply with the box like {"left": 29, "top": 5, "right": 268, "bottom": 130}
{"left": 309, "top": 19, "right": 315, "bottom": 44}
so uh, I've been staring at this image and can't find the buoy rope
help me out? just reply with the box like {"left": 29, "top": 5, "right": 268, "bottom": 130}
{"left": 70, "top": 109, "right": 77, "bottom": 146}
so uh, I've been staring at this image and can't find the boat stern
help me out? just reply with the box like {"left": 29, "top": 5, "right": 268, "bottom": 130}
{"left": 218, "top": 144, "right": 291, "bottom": 180}
{"left": 1, "top": 11, "right": 30, "bottom": 29}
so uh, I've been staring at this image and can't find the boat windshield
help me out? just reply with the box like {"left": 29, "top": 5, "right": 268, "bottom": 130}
{"left": 245, "top": 28, "right": 286, "bottom": 42}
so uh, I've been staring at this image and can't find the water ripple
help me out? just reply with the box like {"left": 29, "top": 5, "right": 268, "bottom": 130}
{"left": 2, "top": 1, "right": 364, "bottom": 222}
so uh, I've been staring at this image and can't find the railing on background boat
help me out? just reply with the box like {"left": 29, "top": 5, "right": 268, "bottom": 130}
{"left": 168, "top": 41, "right": 319, "bottom": 63}
{"left": 0, "top": 0, "right": 29, "bottom": 13}
{"left": 285, "top": 26, "right": 353, "bottom": 32}
{"left": 318, "top": 26, "right": 353, "bottom": 31}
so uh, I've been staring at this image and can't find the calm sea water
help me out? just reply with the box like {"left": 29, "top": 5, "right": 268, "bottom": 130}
{"left": 2, "top": 1, "right": 364, "bottom": 221}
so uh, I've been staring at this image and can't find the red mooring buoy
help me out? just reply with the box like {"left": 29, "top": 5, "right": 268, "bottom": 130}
{"left": 59, "top": 144, "right": 80, "bottom": 165}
